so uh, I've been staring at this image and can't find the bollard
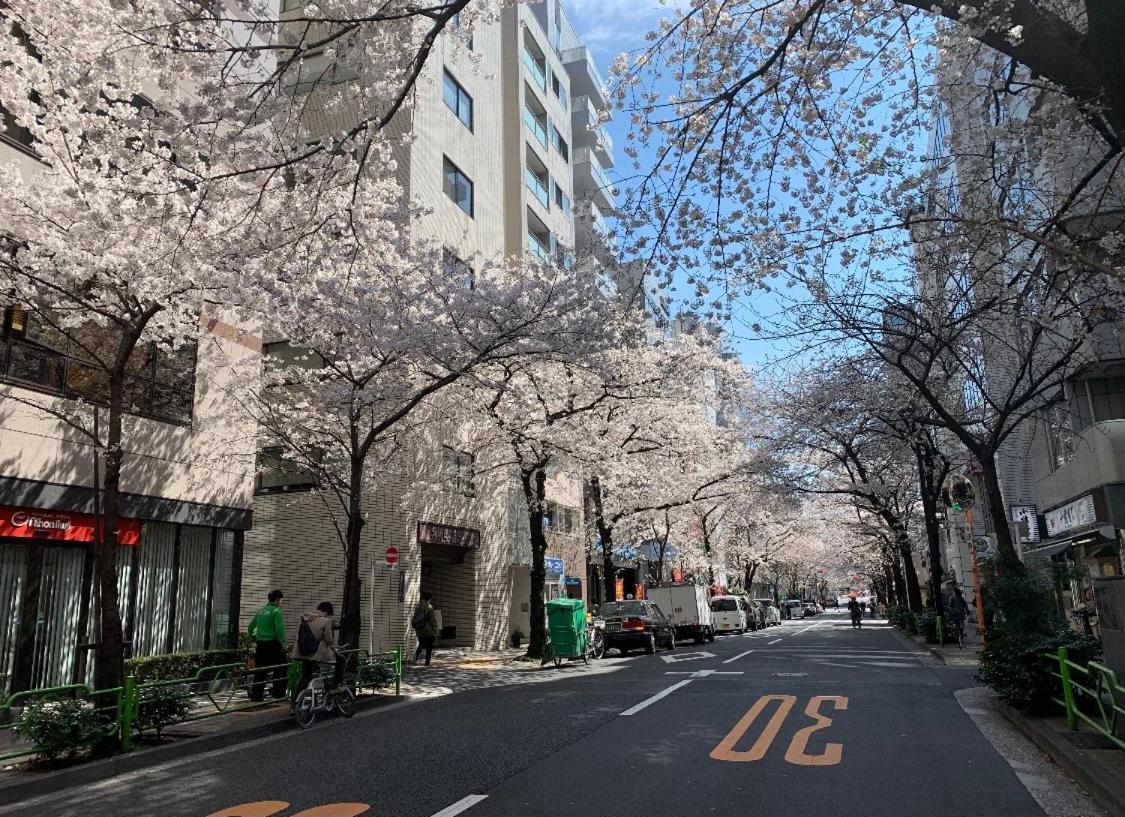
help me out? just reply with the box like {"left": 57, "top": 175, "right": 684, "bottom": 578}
{"left": 394, "top": 645, "right": 402, "bottom": 697}
{"left": 119, "top": 676, "right": 136, "bottom": 753}
{"left": 1058, "top": 646, "right": 1078, "bottom": 731}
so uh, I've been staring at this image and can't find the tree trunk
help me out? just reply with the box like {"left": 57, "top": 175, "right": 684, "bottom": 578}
{"left": 883, "top": 513, "right": 923, "bottom": 611}
{"left": 524, "top": 468, "right": 549, "bottom": 659}
{"left": 745, "top": 562, "right": 759, "bottom": 595}
{"left": 916, "top": 444, "right": 946, "bottom": 618}
{"left": 340, "top": 455, "right": 365, "bottom": 648}
{"left": 94, "top": 384, "right": 126, "bottom": 691}
{"left": 978, "top": 451, "right": 1024, "bottom": 572}
{"left": 588, "top": 478, "right": 617, "bottom": 601}
{"left": 890, "top": 553, "right": 907, "bottom": 610}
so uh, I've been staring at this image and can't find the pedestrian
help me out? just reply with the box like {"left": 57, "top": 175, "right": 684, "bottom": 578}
{"left": 947, "top": 587, "right": 970, "bottom": 640}
{"left": 247, "top": 589, "right": 287, "bottom": 702}
{"left": 411, "top": 592, "right": 438, "bottom": 666}
{"left": 291, "top": 601, "right": 339, "bottom": 698}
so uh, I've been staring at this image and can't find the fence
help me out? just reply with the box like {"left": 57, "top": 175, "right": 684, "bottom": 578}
{"left": 0, "top": 647, "right": 401, "bottom": 762}
{"left": 1044, "top": 646, "right": 1125, "bottom": 750}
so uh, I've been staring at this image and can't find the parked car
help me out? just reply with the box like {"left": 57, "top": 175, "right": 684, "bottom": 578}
{"left": 598, "top": 600, "right": 676, "bottom": 655}
{"left": 746, "top": 599, "right": 768, "bottom": 630}
{"left": 710, "top": 595, "right": 749, "bottom": 634}
{"left": 647, "top": 584, "right": 715, "bottom": 644}
{"left": 801, "top": 601, "right": 817, "bottom": 617}
{"left": 755, "top": 599, "right": 782, "bottom": 626}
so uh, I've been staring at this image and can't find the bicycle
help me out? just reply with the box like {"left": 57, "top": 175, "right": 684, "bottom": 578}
{"left": 292, "top": 650, "right": 356, "bottom": 729}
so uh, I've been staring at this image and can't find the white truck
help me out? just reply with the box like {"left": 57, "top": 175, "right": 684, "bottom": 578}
{"left": 647, "top": 584, "right": 715, "bottom": 644}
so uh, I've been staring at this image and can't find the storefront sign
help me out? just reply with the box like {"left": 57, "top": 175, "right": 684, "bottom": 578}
{"left": 545, "top": 557, "right": 565, "bottom": 577}
{"left": 0, "top": 504, "right": 140, "bottom": 545}
{"left": 1045, "top": 495, "right": 1097, "bottom": 537}
{"left": 416, "top": 521, "right": 480, "bottom": 549}
{"left": 615, "top": 576, "right": 625, "bottom": 601}
{"left": 1010, "top": 505, "right": 1040, "bottom": 543}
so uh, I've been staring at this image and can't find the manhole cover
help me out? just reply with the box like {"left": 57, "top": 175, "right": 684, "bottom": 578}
{"left": 773, "top": 672, "right": 807, "bottom": 677}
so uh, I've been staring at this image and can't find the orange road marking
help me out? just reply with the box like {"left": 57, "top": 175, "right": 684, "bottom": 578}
{"left": 291, "top": 806, "right": 371, "bottom": 817}
{"left": 206, "top": 803, "right": 290, "bottom": 817}
{"left": 709, "top": 694, "right": 796, "bottom": 761}
{"left": 784, "top": 695, "right": 848, "bottom": 766}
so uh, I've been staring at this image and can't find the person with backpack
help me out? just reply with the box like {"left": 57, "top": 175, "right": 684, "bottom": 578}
{"left": 291, "top": 601, "right": 339, "bottom": 697}
{"left": 247, "top": 589, "right": 287, "bottom": 702}
{"left": 411, "top": 592, "right": 438, "bottom": 666}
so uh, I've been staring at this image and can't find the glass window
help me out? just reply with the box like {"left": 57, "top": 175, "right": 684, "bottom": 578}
{"left": 442, "top": 157, "right": 473, "bottom": 216}
{"left": 443, "top": 446, "right": 475, "bottom": 496}
{"left": 1088, "top": 377, "right": 1125, "bottom": 422}
{"left": 550, "top": 125, "right": 569, "bottom": 162}
{"left": 132, "top": 523, "right": 176, "bottom": 658}
{"left": 524, "top": 104, "right": 548, "bottom": 146}
{"left": 442, "top": 69, "right": 473, "bottom": 130}
{"left": 442, "top": 248, "right": 474, "bottom": 289}
{"left": 551, "top": 73, "right": 567, "bottom": 107}
{"left": 1, "top": 309, "right": 195, "bottom": 424}
{"left": 210, "top": 531, "right": 235, "bottom": 648}
{"left": 173, "top": 526, "right": 211, "bottom": 652}
{"left": 526, "top": 164, "right": 549, "bottom": 209}
{"left": 0, "top": 103, "right": 33, "bottom": 150}
{"left": 255, "top": 446, "right": 316, "bottom": 493}
{"left": 553, "top": 181, "right": 569, "bottom": 215}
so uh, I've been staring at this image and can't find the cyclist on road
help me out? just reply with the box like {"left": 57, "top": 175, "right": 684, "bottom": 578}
{"left": 847, "top": 596, "right": 862, "bottom": 628}
{"left": 948, "top": 587, "right": 970, "bottom": 641}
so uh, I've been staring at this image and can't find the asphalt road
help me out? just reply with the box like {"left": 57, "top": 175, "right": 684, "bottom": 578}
{"left": 4, "top": 613, "right": 1049, "bottom": 817}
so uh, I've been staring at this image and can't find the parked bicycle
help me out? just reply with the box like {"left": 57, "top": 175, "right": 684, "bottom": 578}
{"left": 292, "top": 649, "right": 356, "bottom": 729}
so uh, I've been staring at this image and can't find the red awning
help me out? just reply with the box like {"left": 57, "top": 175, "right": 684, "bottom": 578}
{"left": 0, "top": 504, "right": 141, "bottom": 545}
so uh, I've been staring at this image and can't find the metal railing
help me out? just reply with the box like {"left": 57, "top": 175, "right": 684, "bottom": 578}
{"left": 0, "top": 647, "right": 402, "bottom": 761}
{"left": 1044, "top": 646, "right": 1125, "bottom": 750}
{"left": 523, "top": 49, "right": 547, "bottom": 92}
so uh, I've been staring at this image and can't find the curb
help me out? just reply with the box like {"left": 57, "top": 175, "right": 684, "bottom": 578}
{"left": 999, "top": 701, "right": 1125, "bottom": 817}
{"left": 887, "top": 626, "right": 979, "bottom": 668}
{"left": 0, "top": 694, "right": 404, "bottom": 809}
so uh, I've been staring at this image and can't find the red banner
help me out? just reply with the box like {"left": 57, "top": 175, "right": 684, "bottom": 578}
{"left": 0, "top": 504, "right": 141, "bottom": 545}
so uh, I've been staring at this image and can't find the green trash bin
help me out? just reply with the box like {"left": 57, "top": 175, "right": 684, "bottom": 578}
{"left": 546, "top": 598, "right": 587, "bottom": 664}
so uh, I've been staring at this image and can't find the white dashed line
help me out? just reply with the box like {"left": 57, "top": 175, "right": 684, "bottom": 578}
{"left": 619, "top": 679, "right": 694, "bottom": 716}
{"left": 723, "top": 649, "right": 755, "bottom": 664}
{"left": 768, "top": 638, "right": 783, "bottom": 645}
{"left": 430, "top": 794, "right": 489, "bottom": 817}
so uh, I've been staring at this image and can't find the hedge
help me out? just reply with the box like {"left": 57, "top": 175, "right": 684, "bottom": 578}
{"left": 125, "top": 647, "right": 250, "bottom": 684}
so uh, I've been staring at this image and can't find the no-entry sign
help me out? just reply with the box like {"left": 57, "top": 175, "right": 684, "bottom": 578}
{"left": 385, "top": 546, "right": 399, "bottom": 567}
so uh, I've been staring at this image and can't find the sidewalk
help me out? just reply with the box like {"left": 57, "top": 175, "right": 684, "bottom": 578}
{"left": 0, "top": 688, "right": 401, "bottom": 808}
{"left": 890, "top": 621, "right": 982, "bottom": 669}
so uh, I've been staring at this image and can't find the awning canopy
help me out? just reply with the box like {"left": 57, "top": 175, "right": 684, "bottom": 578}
{"left": 1022, "top": 525, "right": 1116, "bottom": 560}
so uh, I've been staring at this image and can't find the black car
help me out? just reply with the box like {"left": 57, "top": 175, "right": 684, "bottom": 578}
{"left": 598, "top": 600, "right": 676, "bottom": 655}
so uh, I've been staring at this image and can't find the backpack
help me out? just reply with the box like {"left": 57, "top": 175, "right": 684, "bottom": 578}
{"left": 296, "top": 617, "right": 319, "bottom": 656}
{"left": 411, "top": 604, "right": 426, "bottom": 631}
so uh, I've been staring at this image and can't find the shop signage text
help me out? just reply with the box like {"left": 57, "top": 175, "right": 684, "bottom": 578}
{"left": 1045, "top": 495, "right": 1097, "bottom": 537}
{"left": 545, "top": 557, "right": 565, "bottom": 577}
{"left": 0, "top": 504, "right": 141, "bottom": 545}
{"left": 416, "top": 521, "right": 480, "bottom": 549}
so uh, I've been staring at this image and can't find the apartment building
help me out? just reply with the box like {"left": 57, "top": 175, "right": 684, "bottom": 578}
{"left": 0, "top": 120, "right": 260, "bottom": 692}
{"left": 246, "top": 2, "right": 613, "bottom": 655}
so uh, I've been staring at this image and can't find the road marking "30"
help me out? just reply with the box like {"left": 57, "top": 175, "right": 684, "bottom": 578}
{"left": 206, "top": 803, "right": 370, "bottom": 817}
{"left": 710, "top": 694, "right": 848, "bottom": 766}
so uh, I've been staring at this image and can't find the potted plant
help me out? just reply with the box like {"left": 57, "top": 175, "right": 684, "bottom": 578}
{"left": 510, "top": 628, "right": 525, "bottom": 648}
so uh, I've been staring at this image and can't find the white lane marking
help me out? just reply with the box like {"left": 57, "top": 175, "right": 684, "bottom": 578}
{"left": 768, "top": 638, "right": 783, "bottom": 645}
{"left": 660, "top": 650, "right": 715, "bottom": 663}
{"left": 793, "top": 621, "right": 829, "bottom": 636}
{"left": 619, "top": 679, "right": 694, "bottom": 717}
{"left": 430, "top": 794, "right": 489, "bottom": 817}
{"left": 723, "top": 649, "right": 755, "bottom": 665}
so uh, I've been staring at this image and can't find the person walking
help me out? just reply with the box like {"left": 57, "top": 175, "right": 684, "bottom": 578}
{"left": 947, "top": 587, "right": 971, "bottom": 645}
{"left": 291, "top": 601, "right": 338, "bottom": 696}
{"left": 247, "top": 589, "right": 287, "bottom": 702}
{"left": 411, "top": 592, "right": 438, "bottom": 666}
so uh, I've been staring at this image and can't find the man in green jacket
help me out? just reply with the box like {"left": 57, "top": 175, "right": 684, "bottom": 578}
{"left": 247, "top": 589, "right": 287, "bottom": 702}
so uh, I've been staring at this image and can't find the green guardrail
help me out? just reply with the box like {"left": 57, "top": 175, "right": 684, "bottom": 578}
{"left": 0, "top": 645, "right": 403, "bottom": 762}
{"left": 1044, "top": 646, "right": 1125, "bottom": 750}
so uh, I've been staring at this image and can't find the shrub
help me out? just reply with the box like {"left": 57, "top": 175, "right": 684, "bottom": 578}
{"left": 134, "top": 685, "right": 192, "bottom": 741}
{"left": 125, "top": 648, "right": 248, "bottom": 684}
{"left": 917, "top": 610, "right": 939, "bottom": 644}
{"left": 14, "top": 698, "right": 109, "bottom": 762}
{"left": 978, "top": 628, "right": 1102, "bottom": 714}
{"left": 356, "top": 660, "right": 395, "bottom": 690}
{"left": 0, "top": 672, "right": 8, "bottom": 706}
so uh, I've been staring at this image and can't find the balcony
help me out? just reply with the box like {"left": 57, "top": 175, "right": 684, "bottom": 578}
{"left": 571, "top": 95, "right": 613, "bottom": 167}
{"left": 527, "top": 232, "right": 551, "bottom": 263}
{"left": 525, "top": 165, "right": 550, "bottom": 209}
{"left": 561, "top": 45, "right": 609, "bottom": 110}
{"left": 523, "top": 105, "right": 548, "bottom": 147}
{"left": 573, "top": 147, "right": 613, "bottom": 210}
{"left": 523, "top": 46, "right": 547, "bottom": 93}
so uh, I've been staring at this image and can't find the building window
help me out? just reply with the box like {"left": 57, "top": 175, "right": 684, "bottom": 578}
{"left": 551, "top": 73, "right": 567, "bottom": 108}
{"left": 553, "top": 180, "right": 569, "bottom": 215}
{"left": 255, "top": 446, "right": 316, "bottom": 493}
{"left": 1088, "top": 376, "right": 1125, "bottom": 422}
{"left": 442, "top": 247, "right": 474, "bottom": 289}
{"left": 448, "top": 7, "right": 474, "bottom": 49}
{"left": 442, "top": 156, "right": 474, "bottom": 216}
{"left": 442, "top": 69, "right": 473, "bottom": 131}
{"left": 0, "top": 103, "right": 33, "bottom": 151}
{"left": 262, "top": 340, "right": 325, "bottom": 373}
{"left": 1, "top": 307, "right": 195, "bottom": 425}
{"left": 443, "top": 446, "right": 475, "bottom": 496}
{"left": 544, "top": 501, "right": 578, "bottom": 535}
{"left": 550, "top": 125, "right": 569, "bottom": 162}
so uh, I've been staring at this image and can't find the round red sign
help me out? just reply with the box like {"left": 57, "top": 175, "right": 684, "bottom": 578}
{"left": 385, "top": 546, "right": 399, "bottom": 566}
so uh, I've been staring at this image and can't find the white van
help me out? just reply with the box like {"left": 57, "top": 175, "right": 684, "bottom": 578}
{"left": 710, "top": 595, "right": 748, "bottom": 634}
{"left": 647, "top": 584, "right": 715, "bottom": 644}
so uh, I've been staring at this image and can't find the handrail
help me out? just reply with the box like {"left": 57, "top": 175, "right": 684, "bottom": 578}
{"left": 1043, "top": 646, "right": 1125, "bottom": 750}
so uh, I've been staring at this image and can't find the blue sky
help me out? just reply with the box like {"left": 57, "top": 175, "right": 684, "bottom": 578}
{"left": 561, "top": 0, "right": 782, "bottom": 369}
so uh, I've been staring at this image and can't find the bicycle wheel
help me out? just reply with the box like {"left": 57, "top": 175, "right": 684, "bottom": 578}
{"left": 293, "top": 689, "right": 317, "bottom": 729}
{"left": 336, "top": 688, "right": 356, "bottom": 718}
